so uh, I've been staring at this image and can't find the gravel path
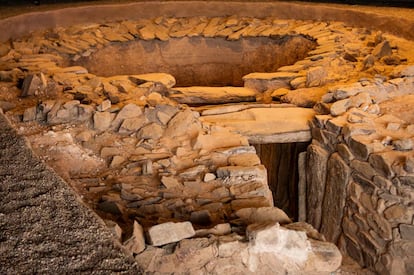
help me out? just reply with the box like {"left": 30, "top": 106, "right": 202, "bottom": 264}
{"left": 0, "top": 112, "right": 140, "bottom": 274}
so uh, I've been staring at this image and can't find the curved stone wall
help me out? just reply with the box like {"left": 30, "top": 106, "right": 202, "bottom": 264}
{"left": 1, "top": 1, "right": 414, "bottom": 42}
{"left": 0, "top": 1, "right": 413, "bottom": 274}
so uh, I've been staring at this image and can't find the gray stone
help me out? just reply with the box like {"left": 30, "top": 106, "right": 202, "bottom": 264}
{"left": 21, "top": 74, "right": 43, "bottom": 97}
{"left": 306, "top": 66, "right": 327, "bottom": 87}
{"left": 320, "top": 153, "right": 350, "bottom": 243}
{"left": 393, "top": 139, "right": 413, "bottom": 151}
{"left": 337, "top": 144, "right": 354, "bottom": 164}
{"left": 399, "top": 224, "right": 414, "bottom": 241}
{"left": 23, "top": 106, "right": 37, "bottom": 122}
{"left": 77, "top": 104, "right": 94, "bottom": 122}
{"left": 369, "top": 151, "right": 398, "bottom": 179}
{"left": 123, "top": 221, "right": 146, "bottom": 254}
{"left": 350, "top": 136, "right": 385, "bottom": 161}
{"left": 330, "top": 98, "right": 351, "bottom": 116}
{"left": 306, "top": 144, "right": 329, "bottom": 230}
{"left": 298, "top": 152, "right": 307, "bottom": 222}
{"left": 97, "top": 99, "right": 111, "bottom": 112}
{"left": 148, "top": 221, "right": 195, "bottom": 246}
{"left": 164, "top": 108, "right": 201, "bottom": 139}
{"left": 119, "top": 117, "right": 147, "bottom": 135}
{"left": 372, "top": 40, "right": 392, "bottom": 59}
{"left": 110, "top": 103, "right": 143, "bottom": 131}
{"left": 93, "top": 111, "right": 113, "bottom": 132}
{"left": 156, "top": 104, "right": 179, "bottom": 125}
{"left": 137, "top": 123, "right": 164, "bottom": 140}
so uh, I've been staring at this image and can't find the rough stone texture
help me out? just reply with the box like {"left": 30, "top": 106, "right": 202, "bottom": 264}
{"left": 1, "top": 8, "right": 414, "bottom": 274}
{"left": 320, "top": 153, "right": 351, "bottom": 244}
{"left": 306, "top": 144, "right": 329, "bottom": 230}
{"left": 123, "top": 221, "right": 146, "bottom": 255}
{"left": 0, "top": 113, "right": 140, "bottom": 274}
{"left": 201, "top": 107, "right": 315, "bottom": 143}
{"left": 148, "top": 222, "right": 196, "bottom": 246}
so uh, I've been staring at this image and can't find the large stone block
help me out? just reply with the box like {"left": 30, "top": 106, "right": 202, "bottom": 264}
{"left": 306, "top": 144, "right": 329, "bottom": 230}
{"left": 320, "top": 153, "right": 351, "bottom": 243}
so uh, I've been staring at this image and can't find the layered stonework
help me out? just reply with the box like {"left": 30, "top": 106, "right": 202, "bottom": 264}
{"left": 0, "top": 8, "right": 413, "bottom": 274}
{"left": 306, "top": 72, "right": 414, "bottom": 274}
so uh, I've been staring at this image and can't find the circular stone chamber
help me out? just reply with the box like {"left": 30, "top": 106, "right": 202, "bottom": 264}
{"left": 1, "top": 1, "right": 414, "bottom": 275}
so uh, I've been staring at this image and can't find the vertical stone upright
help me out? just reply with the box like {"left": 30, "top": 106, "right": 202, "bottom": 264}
{"left": 320, "top": 153, "right": 351, "bottom": 244}
{"left": 306, "top": 144, "right": 329, "bottom": 230}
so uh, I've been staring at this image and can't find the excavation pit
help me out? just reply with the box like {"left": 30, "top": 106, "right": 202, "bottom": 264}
{"left": 1, "top": 2, "right": 414, "bottom": 274}
{"left": 74, "top": 35, "right": 316, "bottom": 87}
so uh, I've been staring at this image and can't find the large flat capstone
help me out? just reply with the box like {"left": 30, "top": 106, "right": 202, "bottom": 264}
{"left": 200, "top": 106, "right": 315, "bottom": 143}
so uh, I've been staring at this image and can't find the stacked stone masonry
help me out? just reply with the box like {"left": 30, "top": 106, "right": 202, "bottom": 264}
{"left": 0, "top": 14, "right": 413, "bottom": 274}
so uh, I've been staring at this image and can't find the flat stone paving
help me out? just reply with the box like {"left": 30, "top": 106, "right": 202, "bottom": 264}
{"left": 0, "top": 112, "right": 139, "bottom": 274}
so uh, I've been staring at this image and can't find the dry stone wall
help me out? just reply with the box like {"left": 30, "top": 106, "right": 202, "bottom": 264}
{"left": 306, "top": 70, "right": 414, "bottom": 274}
{"left": 1, "top": 12, "right": 414, "bottom": 274}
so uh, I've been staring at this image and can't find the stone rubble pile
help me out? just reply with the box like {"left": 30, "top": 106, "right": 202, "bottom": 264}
{"left": 0, "top": 15, "right": 414, "bottom": 274}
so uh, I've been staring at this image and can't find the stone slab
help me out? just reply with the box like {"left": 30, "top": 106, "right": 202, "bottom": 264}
{"left": 201, "top": 107, "right": 315, "bottom": 143}
{"left": 169, "top": 86, "right": 257, "bottom": 105}
{"left": 148, "top": 221, "right": 195, "bottom": 246}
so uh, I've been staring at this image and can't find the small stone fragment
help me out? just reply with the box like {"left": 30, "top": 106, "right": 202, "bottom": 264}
{"left": 93, "top": 111, "right": 113, "bottom": 131}
{"left": 23, "top": 106, "right": 37, "bottom": 122}
{"left": 372, "top": 40, "right": 392, "bottom": 59}
{"left": 393, "top": 139, "right": 413, "bottom": 151}
{"left": 110, "top": 155, "right": 126, "bottom": 168}
{"left": 97, "top": 99, "right": 111, "bottom": 112}
{"left": 21, "top": 74, "right": 43, "bottom": 97}
{"left": 137, "top": 123, "right": 164, "bottom": 140}
{"left": 203, "top": 173, "right": 216, "bottom": 182}
{"left": 161, "top": 176, "right": 182, "bottom": 188}
{"left": 123, "top": 221, "right": 146, "bottom": 254}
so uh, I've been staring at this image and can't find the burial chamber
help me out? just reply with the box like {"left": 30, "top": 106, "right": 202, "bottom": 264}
{"left": 1, "top": 1, "right": 414, "bottom": 274}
